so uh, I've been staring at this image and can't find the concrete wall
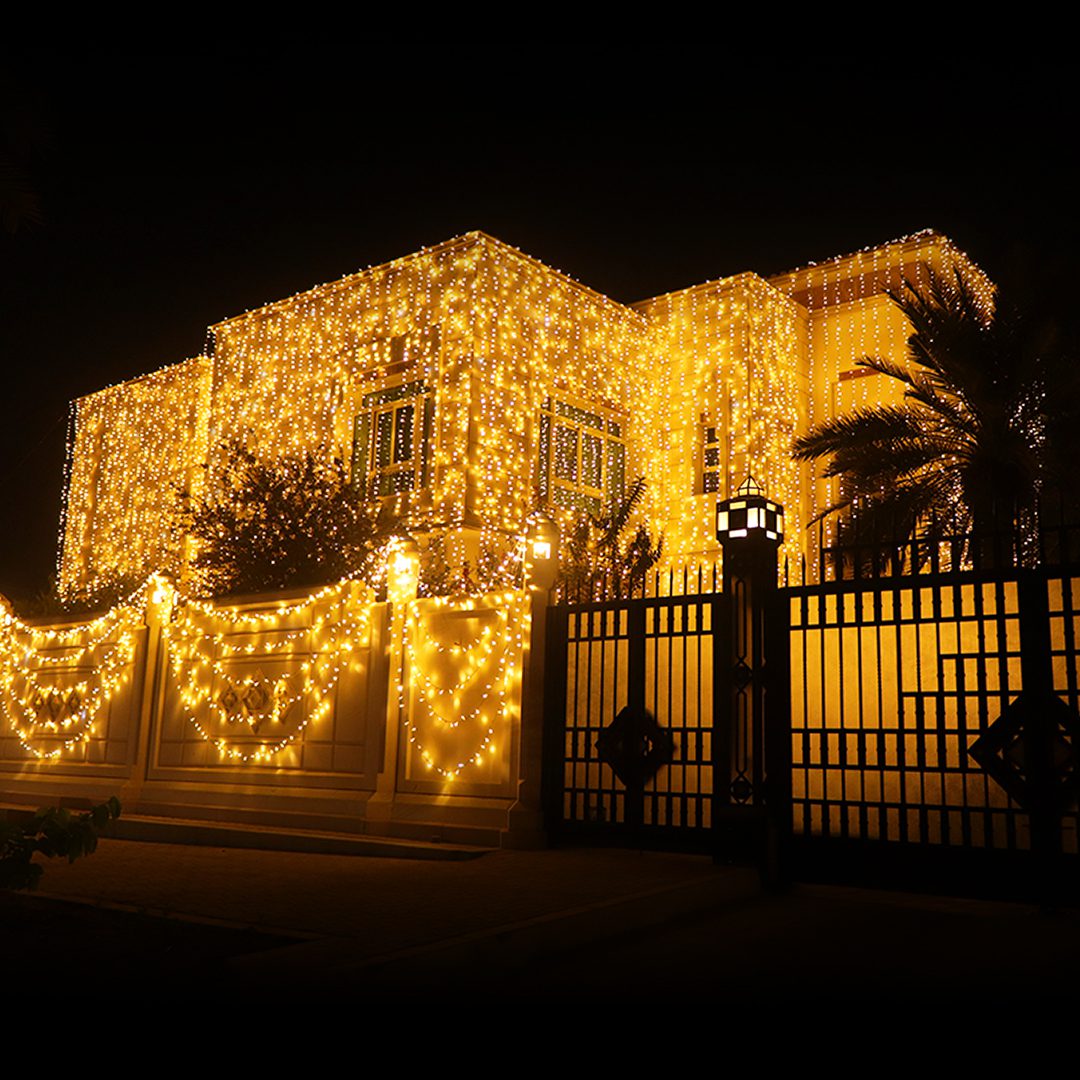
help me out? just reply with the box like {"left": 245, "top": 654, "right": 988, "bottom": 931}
{"left": 0, "top": 575, "right": 544, "bottom": 847}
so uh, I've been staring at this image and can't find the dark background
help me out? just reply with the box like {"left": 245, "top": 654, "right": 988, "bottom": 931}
{"left": 2, "top": 49, "right": 1075, "bottom": 600}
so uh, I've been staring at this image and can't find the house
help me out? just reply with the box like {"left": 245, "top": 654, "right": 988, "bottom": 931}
{"left": 12, "top": 229, "right": 1039, "bottom": 856}
{"left": 58, "top": 229, "right": 993, "bottom": 598}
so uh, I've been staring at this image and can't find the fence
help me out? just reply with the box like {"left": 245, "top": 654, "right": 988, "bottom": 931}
{"left": 545, "top": 525, "right": 1080, "bottom": 895}
{"left": 0, "top": 576, "right": 536, "bottom": 846}
{"left": 6, "top": 520, "right": 1079, "bottom": 891}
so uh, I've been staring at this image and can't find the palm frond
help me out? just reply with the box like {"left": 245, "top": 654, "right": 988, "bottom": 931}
{"left": 792, "top": 407, "right": 930, "bottom": 461}
{"left": 855, "top": 355, "right": 920, "bottom": 389}
{"left": 824, "top": 437, "right": 965, "bottom": 489}
{"left": 795, "top": 266, "right": 1050, "bottom": 557}
{"left": 592, "top": 476, "right": 646, "bottom": 553}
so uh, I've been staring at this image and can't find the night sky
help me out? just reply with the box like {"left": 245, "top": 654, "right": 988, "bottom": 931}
{"left": 2, "top": 51, "right": 1075, "bottom": 600}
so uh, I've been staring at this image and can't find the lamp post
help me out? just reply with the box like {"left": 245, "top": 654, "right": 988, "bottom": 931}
{"left": 516, "top": 511, "right": 560, "bottom": 846}
{"left": 386, "top": 533, "right": 420, "bottom": 603}
{"left": 715, "top": 477, "right": 790, "bottom": 884}
{"left": 369, "top": 533, "right": 422, "bottom": 826}
{"left": 524, "top": 510, "right": 560, "bottom": 595}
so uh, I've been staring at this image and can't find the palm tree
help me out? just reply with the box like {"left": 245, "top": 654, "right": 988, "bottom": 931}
{"left": 561, "top": 476, "right": 663, "bottom": 598}
{"left": 792, "top": 267, "right": 1047, "bottom": 568}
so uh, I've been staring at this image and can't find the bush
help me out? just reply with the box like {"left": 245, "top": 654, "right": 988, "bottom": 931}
{"left": 180, "top": 443, "right": 382, "bottom": 597}
{"left": 18, "top": 573, "right": 145, "bottom": 618}
{"left": 1, "top": 797, "right": 121, "bottom": 891}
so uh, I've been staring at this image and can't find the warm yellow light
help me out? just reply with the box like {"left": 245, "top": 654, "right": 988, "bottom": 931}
{"left": 56, "top": 228, "right": 993, "bottom": 600}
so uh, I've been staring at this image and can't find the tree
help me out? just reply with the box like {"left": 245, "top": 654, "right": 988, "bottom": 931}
{"left": 561, "top": 477, "right": 663, "bottom": 598}
{"left": 791, "top": 268, "right": 1057, "bottom": 565}
{"left": 180, "top": 443, "right": 382, "bottom": 597}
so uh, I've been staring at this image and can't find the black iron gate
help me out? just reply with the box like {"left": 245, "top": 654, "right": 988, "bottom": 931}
{"left": 785, "top": 563, "right": 1080, "bottom": 894}
{"left": 543, "top": 555, "right": 1080, "bottom": 895}
{"left": 542, "top": 585, "right": 787, "bottom": 859}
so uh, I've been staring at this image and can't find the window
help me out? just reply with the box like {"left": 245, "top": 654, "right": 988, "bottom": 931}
{"left": 702, "top": 424, "right": 722, "bottom": 494}
{"left": 537, "top": 396, "right": 626, "bottom": 516}
{"left": 352, "top": 380, "right": 433, "bottom": 498}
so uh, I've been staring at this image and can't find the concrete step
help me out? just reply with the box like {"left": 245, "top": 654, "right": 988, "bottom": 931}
{"left": 112, "top": 814, "right": 492, "bottom": 860}
{"left": 1, "top": 804, "right": 491, "bottom": 861}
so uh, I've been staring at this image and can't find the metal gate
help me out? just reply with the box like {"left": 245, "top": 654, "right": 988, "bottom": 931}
{"left": 543, "top": 553, "right": 1080, "bottom": 896}
{"left": 542, "top": 585, "right": 784, "bottom": 858}
{"left": 785, "top": 563, "right": 1080, "bottom": 893}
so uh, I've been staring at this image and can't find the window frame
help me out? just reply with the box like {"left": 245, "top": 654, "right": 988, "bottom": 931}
{"left": 701, "top": 422, "right": 722, "bottom": 495}
{"left": 537, "top": 394, "right": 627, "bottom": 517}
{"left": 352, "top": 378, "right": 433, "bottom": 500}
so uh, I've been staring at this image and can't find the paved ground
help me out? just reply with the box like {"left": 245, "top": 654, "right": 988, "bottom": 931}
{"left": 4, "top": 838, "right": 1080, "bottom": 1001}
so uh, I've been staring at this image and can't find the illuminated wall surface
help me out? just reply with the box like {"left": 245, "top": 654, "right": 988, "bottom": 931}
{"left": 0, "top": 570, "right": 527, "bottom": 786}
{"left": 58, "top": 230, "right": 993, "bottom": 596}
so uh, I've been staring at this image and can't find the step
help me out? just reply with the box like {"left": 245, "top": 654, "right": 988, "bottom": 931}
{"left": 1, "top": 805, "right": 491, "bottom": 861}
{"left": 112, "top": 814, "right": 491, "bottom": 860}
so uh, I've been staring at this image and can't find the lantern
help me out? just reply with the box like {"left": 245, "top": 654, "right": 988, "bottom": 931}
{"left": 524, "top": 510, "right": 560, "bottom": 591}
{"left": 716, "top": 476, "right": 784, "bottom": 546}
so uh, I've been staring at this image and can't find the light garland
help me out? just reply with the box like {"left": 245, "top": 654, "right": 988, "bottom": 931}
{"left": 166, "top": 577, "right": 373, "bottom": 764}
{"left": 400, "top": 588, "right": 527, "bottom": 780}
{"left": 2, "top": 553, "right": 535, "bottom": 777}
{"left": 0, "top": 574, "right": 380, "bottom": 766}
{"left": 0, "top": 595, "right": 142, "bottom": 760}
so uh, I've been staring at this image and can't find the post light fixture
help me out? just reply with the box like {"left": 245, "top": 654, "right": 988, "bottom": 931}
{"left": 147, "top": 571, "right": 175, "bottom": 623}
{"left": 712, "top": 474, "right": 790, "bottom": 881}
{"left": 386, "top": 534, "right": 420, "bottom": 599}
{"left": 524, "top": 510, "right": 560, "bottom": 591}
{"left": 716, "top": 476, "right": 784, "bottom": 546}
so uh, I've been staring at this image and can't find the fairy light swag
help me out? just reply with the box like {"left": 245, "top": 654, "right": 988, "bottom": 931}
{"left": 400, "top": 589, "right": 529, "bottom": 781}
{"left": 0, "top": 554, "right": 532, "bottom": 778}
{"left": 0, "top": 591, "right": 144, "bottom": 761}
{"left": 165, "top": 577, "right": 374, "bottom": 765}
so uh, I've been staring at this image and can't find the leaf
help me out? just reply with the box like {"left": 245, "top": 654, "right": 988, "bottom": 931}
{"left": 184, "top": 441, "right": 382, "bottom": 597}
{"left": 792, "top": 266, "right": 1050, "bottom": 557}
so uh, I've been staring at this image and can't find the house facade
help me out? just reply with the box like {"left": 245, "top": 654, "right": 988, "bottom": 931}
{"left": 58, "top": 229, "right": 993, "bottom": 598}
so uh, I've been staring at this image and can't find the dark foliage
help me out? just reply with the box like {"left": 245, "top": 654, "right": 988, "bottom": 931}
{"left": 16, "top": 572, "right": 144, "bottom": 618}
{"left": 561, "top": 477, "right": 663, "bottom": 598}
{"left": 792, "top": 268, "right": 1075, "bottom": 562}
{"left": 180, "top": 443, "right": 382, "bottom": 597}
{"left": 0, "top": 797, "right": 121, "bottom": 891}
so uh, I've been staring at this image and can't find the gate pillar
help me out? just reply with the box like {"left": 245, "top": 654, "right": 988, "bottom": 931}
{"left": 716, "top": 478, "right": 791, "bottom": 884}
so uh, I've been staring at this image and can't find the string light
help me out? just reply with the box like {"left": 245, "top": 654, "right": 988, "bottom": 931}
{"left": 167, "top": 577, "right": 373, "bottom": 764}
{"left": 59, "top": 356, "right": 211, "bottom": 600}
{"left": 55, "top": 229, "right": 990, "bottom": 599}
{"left": 399, "top": 588, "right": 528, "bottom": 779}
{"left": 2, "top": 557, "right": 522, "bottom": 780}
{"left": 0, "top": 593, "right": 142, "bottom": 759}
{"left": 768, "top": 229, "right": 993, "bottom": 575}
